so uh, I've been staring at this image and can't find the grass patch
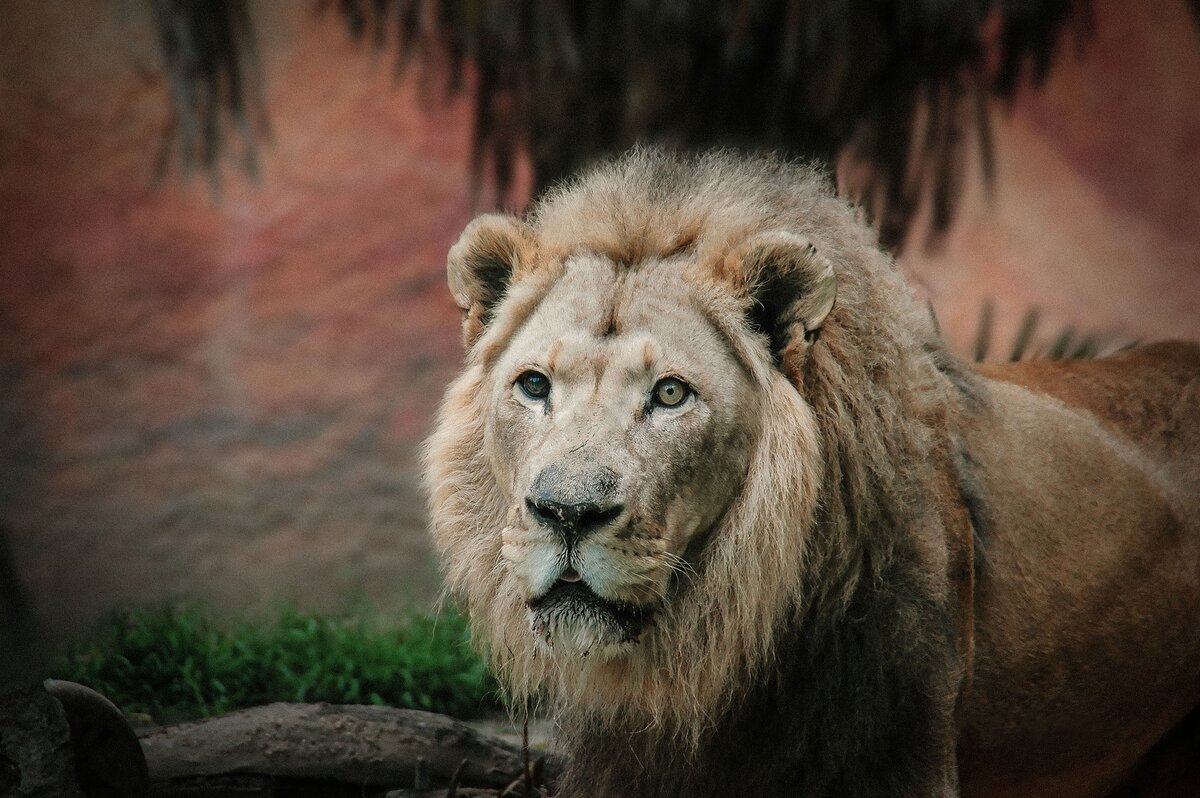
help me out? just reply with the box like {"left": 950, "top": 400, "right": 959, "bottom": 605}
{"left": 49, "top": 603, "right": 500, "bottom": 723}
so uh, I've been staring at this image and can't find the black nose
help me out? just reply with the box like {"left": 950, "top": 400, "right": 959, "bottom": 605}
{"left": 526, "top": 496, "right": 624, "bottom": 545}
{"left": 526, "top": 464, "right": 623, "bottom": 546}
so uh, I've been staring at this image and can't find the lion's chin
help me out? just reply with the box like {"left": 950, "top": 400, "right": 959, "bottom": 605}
{"left": 527, "top": 581, "right": 655, "bottom": 658}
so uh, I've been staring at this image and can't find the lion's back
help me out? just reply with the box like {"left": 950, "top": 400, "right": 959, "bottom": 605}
{"left": 962, "top": 341, "right": 1200, "bottom": 796}
{"left": 977, "top": 340, "right": 1200, "bottom": 504}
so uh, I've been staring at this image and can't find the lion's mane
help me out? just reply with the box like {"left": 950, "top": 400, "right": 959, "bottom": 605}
{"left": 425, "top": 149, "right": 976, "bottom": 791}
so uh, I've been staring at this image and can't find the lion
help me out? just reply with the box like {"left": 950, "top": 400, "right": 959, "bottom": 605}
{"left": 423, "top": 148, "right": 1200, "bottom": 797}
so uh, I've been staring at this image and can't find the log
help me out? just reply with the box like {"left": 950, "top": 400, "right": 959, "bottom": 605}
{"left": 139, "top": 703, "right": 558, "bottom": 792}
{"left": 382, "top": 791, "right": 494, "bottom": 798}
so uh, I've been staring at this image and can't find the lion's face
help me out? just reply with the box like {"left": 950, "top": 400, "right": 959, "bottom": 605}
{"left": 486, "top": 254, "right": 759, "bottom": 657}
{"left": 429, "top": 164, "right": 840, "bottom": 715}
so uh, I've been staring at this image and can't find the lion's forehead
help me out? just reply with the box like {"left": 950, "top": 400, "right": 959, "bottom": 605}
{"left": 502, "top": 255, "right": 738, "bottom": 387}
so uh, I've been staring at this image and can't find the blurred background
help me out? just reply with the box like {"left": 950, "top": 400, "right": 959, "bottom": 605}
{"left": 1, "top": 0, "right": 1197, "bottom": 659}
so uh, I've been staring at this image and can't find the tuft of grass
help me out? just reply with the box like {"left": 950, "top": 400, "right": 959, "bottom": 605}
{"left": 49, "top": 603, "right": 500, "bottom": 723}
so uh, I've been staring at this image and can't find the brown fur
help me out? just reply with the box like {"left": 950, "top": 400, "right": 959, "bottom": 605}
{"left": 961, "top": 344, "right": 1200, "bottom": 796}
{"left": 424, "top": 149, "right": 1200, "bottom": 797}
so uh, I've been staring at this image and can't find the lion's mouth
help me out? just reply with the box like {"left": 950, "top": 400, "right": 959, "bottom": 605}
{"left": 528, "top": 580, "right": 655, "bottom": 642}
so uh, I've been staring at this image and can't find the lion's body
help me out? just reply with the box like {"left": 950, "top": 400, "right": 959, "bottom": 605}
{"left": 960, "top": 346, "right": 1200, "bottom": 796}
{"left": 425, "top": 149, "right": 1200, "bottom": 797}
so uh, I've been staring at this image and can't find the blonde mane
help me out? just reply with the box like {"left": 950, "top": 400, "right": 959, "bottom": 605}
{"left": 424, "top": 148, "right": 975, "bottom": 744}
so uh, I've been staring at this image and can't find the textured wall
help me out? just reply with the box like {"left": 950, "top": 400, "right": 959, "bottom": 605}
{"left": 897, "top": 0, "right": 1200, "bottom": 353}
{"left": 0, "top": 1, "right": 1196, "bottom": 646}
{"left": 0, "top": 3, "right": 483, "bottom": 639}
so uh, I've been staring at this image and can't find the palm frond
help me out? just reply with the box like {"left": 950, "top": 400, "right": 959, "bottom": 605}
{"left": 149, "top": 0, "right": 270, "bottom": 196}
{"left": 967, "top": 301, "right": 1130, "bottom": 363}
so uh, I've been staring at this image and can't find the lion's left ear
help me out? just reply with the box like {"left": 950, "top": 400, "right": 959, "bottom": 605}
{"left": 738, "top": 231, "right": 837, "bottom": 368}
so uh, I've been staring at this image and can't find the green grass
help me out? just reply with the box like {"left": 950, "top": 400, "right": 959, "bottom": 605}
{"left": 49, "top": 603, "right": 500, "bottom": 723}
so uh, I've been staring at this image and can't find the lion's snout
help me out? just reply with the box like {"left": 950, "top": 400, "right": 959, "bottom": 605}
{"left": 525, "top": 462, "right": 625, "bottom": 546}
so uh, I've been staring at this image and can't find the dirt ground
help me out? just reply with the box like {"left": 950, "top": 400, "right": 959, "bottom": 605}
{"left": 0, "top": 0, "right": 1197, "bottom": 648}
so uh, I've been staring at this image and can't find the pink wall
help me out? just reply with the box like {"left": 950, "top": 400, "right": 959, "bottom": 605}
{"left": 898, "top": 0, "right": 1200, "bottom": 354}
{"left": 1, "top": 3, "right": 475, "bottom": 636}
{"left": 1, "top": 0, "right": 1196, "bottom": 641}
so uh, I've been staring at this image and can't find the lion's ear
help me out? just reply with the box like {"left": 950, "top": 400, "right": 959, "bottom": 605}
{"left": 446, "top": 213, "right": 536, "bottom": 349}
{"left": 740, "top": 231, "right": 837, "bottom": 368}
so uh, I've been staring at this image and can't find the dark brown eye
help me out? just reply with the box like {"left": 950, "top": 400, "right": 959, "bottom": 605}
{"left": 652, "top": 377, "right": 690, "bottom": 408}
{"left": 516, "top": 370, "right": 551, "bottom": 400}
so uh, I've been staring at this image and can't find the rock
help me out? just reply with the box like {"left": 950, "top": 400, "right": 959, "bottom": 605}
{"left": 0, "top": 683, "right": 84, "bottom": 797}
{"left": 45, "top": 680, "right": 148, "bottom": 798}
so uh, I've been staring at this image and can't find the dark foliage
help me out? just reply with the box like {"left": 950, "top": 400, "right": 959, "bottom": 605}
{"left": 147, "top": 0, "right": 1097, "bottom": 245}
{"left": 147, "top": 2, "right": 1196, "bottom": 246}
{"left": 332, "top": 0, "right": 1103, "bottom": 246}
{"left": 968, "top": 300, "right": 1134, "bottom": 362}
{"left": 149, "top": 0, "right": 270, "bottom": 195}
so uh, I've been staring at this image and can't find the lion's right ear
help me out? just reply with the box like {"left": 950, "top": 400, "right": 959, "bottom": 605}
{"left": 446, "top": 214, "right": 536, "bottom": 349}
{"left": 737, "top": 231, "right": 837, "bottom": 374}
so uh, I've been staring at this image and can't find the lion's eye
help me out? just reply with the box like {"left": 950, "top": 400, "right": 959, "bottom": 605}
{"left": 516, "top": 370, "right": 551, "bottom": 400}
{"left": 652, "top": 377, "right": 691, "bottom": 408}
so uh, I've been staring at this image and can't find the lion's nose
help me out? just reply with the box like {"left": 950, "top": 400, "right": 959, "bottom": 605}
{"left": 526, "top": 463, "right": 623, "bottom": 546}
{"left": 525, "top": 496, "right": 624, "bottom": 545}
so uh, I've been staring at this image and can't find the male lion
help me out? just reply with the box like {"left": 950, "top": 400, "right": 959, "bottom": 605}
{"left": 424, "top": 149, "right": 1200, "bottom": 797}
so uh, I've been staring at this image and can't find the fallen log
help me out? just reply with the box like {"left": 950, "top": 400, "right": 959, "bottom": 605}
{"left": 139, "top": 702, "right": 558, "bottom": 794}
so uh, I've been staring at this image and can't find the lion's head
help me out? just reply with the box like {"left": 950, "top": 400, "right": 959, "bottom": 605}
{"left": 425, "top": 148, "right": 960, "bottom": 739}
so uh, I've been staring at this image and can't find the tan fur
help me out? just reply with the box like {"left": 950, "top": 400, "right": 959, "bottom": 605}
{"left": 424, "top": 148, "right": 1200, "bottom": 796}
{"left": 960, "top": 344, "right": 1200, "bottom": 796}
